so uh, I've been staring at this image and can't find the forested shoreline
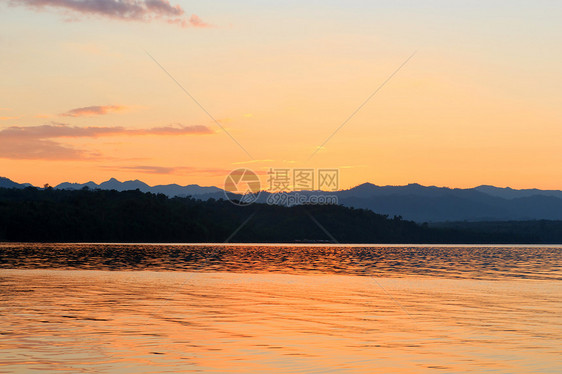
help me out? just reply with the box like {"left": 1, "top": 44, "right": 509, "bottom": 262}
{"left": 0, "top": 187, "right": 561, "bottom": 244}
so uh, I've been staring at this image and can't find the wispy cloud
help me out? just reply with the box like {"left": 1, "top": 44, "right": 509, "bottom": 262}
{"left": 0, "top": 122, "right": 213, "bottom": 160}
{"left": 102, "top": 165, "right": 230, "bottom": 175}
{"left": 8, "top": 0, "right": 211, "bottom": 28}
{"left": 130, "top": 124, "right": 213, "bottom": 135}
{"left": 338, "top": 165, "right": 368, "bottom": 169}
{"left": 34, "top": 113, "right": 53, "bottom": 119}
{"left": 109, "top": 165, "right": 178, "bottom": 174}
{"left": 231, "top": 159, "right": 274, "bottom": 165}
{"left": 0, "top": 138, "right": 87, "bottom": 160}
{"left": 0, "top": 116, "right": 20, "bottom": 121}
{"left": 1, "top": 123, "right": 213, "bottom": 139}
{"left": 60, "top": 105, "right": 127, "bottom": 117}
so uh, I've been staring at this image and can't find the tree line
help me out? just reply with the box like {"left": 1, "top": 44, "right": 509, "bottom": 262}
{"left": 0, "top": 187, "right": 560, "bottom": 243}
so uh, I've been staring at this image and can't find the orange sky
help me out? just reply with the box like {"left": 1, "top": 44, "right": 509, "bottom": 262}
{"left": 1, "top": 1, "right": 561, "bottom": 190}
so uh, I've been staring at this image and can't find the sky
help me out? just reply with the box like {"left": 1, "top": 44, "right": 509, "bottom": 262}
{"left": 1, "top": 0, "right": 561, "bottom": 190}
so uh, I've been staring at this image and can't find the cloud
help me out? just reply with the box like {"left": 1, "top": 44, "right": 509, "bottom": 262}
{"left": 131, "top": 124, "right": 213, "bottom": 135}
{"left": 34, "top": 113, "right": 53, "bottom": 119}
{"left": 0, "top": 116, "right": 20, "bottom": 120}
{"left": 61, "top": 105, "right": 126, "bottom": 117}
{"left": 231, "top": 159, "right": 274, "bottom": 165}
{"left": 186, "top": 14, "right": 207, "bottom": 27}
{"left": 110, "top": 165, "right": 178, "bottom": 174}
{"left": 8, "top": 0, "right": 211, "bottom": 28}
{"left": 0, "top": 122, "right": 213, "bottom": 160}
{"left": 1, "top": 123, "right": 213, "bottom": 138}
{"left": 0, "top": 123, "right": 123, "bottom": 139}
{"left": 102, "top": 165, "right": 230, "bottom": 175}
{"left": 0, "top": 138, "right": 86, "bottom": 160}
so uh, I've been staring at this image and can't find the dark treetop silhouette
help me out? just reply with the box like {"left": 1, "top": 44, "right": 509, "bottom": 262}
{"left": 0, "top": 187, "right": 561, "bottom": 243}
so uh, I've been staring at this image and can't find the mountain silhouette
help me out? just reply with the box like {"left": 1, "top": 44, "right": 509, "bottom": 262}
{"left": 2, "top": 176, "right": 561, "bottom": 222}
{"left": 55, "top": 177, "right": 222, "bottom": 196}
{"left": 0, "top": 177, "right": 32, "bottom": 189}
{"left": 473, "top": 185, "right": 562, "bottom": 199}
{"left": 1, "top": 186, "right": 561, "bottom": 243}
{"left": 336, "top": 183, "right": 562, "bottom": 222}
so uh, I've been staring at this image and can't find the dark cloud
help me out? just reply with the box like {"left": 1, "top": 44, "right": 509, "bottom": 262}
{"left": 9, "top": 0, "right": 210, "bottom": 27}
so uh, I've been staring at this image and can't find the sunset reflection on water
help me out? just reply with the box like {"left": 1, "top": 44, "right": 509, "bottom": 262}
{"left": 1, "top": 244, "right": 561, "bottom": 373}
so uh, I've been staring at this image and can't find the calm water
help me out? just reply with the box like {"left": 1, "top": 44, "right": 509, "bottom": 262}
{"left": 1, "top": 244, "right": 561, "bottom": 373}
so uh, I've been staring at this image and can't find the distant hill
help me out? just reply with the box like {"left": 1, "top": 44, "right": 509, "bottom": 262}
{"left": 232, "top": 183, "right": 562, "bottom": 222}
{"left": 55, "top": 177, "right": 222, "bottom": 197}
{"left": 0, "top": 177, "right": 32, "bottom": 189}
{"left": 336, "top": 183, "right": 562, "bottom": 222}
{"left": 2, "top": 176, "right": 562, "bottom": 222}
{"left": 1, "top": 186, "right": 561, "bottom": 243}
{"left": 473, "top": 185, "right": 562, "bottom": 200}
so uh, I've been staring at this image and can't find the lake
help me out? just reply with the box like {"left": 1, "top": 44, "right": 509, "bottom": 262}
{"left": 1, "top": 244, "right": 561, "bottom": 373}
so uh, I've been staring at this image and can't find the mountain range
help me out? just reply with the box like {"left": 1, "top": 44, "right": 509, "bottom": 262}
{"left": 334, "top": 183, "right": 562, "bottom": 222}
{"left": 55, "top": 178, "right": 222, "bottom": 197}
{"left": 1, "top": 176, "right": 562, "bottom": 222}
